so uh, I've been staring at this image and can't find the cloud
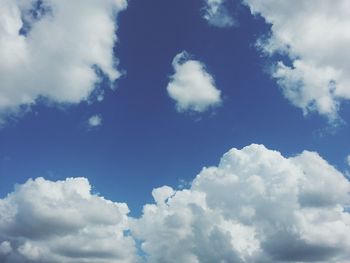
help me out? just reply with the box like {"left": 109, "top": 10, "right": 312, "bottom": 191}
{"left": 242, "top": 0, "right": 350, "bottom": 121}
{"left": 0, "top": 177, "right": 138, "bottom": 263}
{"left": 203, "top": 0, "right": 236, "bottom": 28}
{"left": 167, "top": 51, "right": 222, "bottom": 113}
{"left": 1, "top": 145, "right": 350, "bottom": 263}
{"left": 346, "top": 155, "right": 350, "bottom": 167}
{"left": 0, "top": 0, "right": 126, "bottom": 121}
{"left": 88, "top": 114, "right": 103, "bottom": 128}
{"left": 132, "top": 144, "right": 350, "bottom": 262}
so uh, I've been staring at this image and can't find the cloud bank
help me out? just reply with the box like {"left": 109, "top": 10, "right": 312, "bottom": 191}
{"left": 242, "top": 0, "right": 350, "bottom": 120}
{"left": 167, "top": 51, "right": 222, "bottom": 113}
{"left": 203, "top": 0, "right": 235, "bottom": 28}
{"left": 0, "top": 0, "right": 126, "bottom": 121}
{"left": 1, "top": 145, "right": 350, "bottom": 262}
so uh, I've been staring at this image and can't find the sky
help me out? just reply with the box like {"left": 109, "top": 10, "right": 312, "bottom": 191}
{"left": 1, "top": 0, "right": 350, "bottom": 262}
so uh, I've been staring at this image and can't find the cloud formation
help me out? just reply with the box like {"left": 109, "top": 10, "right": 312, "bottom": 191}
{"left": 132, "top": 144, "right": 350, "bottom": 262}
{"left": 0, "top": 0, "right": 126, "bottom": 121}
{"left": 1, "top": 145, "right": 350, "bottom": 262}
{"left": 167, "top": 51, "right": 222, "bottom": 113}
{"left": 243, "top": 0, "right": 350, "bottom": 120}
{"left": 203, "top": 0, "right": 235, "bottom": 28}
{"left": 0, "top": 177, "right": 138, "bottom": 263}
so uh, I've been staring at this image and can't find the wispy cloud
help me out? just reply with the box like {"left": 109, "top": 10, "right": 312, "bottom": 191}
{"left": 203, "top": 0, "right": 236, "bottom": 28}
{"left": 88, "top": 114, "right": 103, "bottom": 128}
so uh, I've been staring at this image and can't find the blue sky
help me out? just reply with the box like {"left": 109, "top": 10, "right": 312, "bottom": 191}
{"left": 1, "top": 0, "right": 350, "bottom": 214}
{"left": 1, "top": 0, "right": 350, "bottom": 262}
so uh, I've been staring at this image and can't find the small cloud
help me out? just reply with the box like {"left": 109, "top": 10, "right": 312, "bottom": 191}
{"left": 203, "top": 0, "right": 236, "bottom": 28}
{"left": 346, "top": 155, "right": 350, "bottom": 167}
{"left": 167, "top": 51, "right": 222, "bottom": 113}
{"left": 97, "top": 93, "right": 105, "bottom": 102}
{"left": 88, "top": 114, "right": 102, "bottom": 128}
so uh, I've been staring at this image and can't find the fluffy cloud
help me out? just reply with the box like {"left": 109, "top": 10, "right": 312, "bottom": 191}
{"left": 0, "top": 177, "right": 138, "bottom": 263}
{"left": 1, "top": 145, "right": 350, "bottom": 263}
{"left": 203, "top": 0, "right": 235, "bottom": 28}
{"left": 88, "top": 114, "right": 103, "bottom": 128}
{"left": 167, "top": 51, "right": 222, "bottom": 113}
{"left": 242, "top": 0, "right": 350, "bottom": 120}
{"left": 0, "top": 0, "right": 126, "bottom": 121}
{"left": 132, "top": 144, "right": 350, "bottom": 262}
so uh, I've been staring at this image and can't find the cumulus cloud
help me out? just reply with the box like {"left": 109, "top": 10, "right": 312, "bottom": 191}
{"left": 242, "top": 0, "right": 350, "bottom": 120}
{"left": 132, "top": 144, "right": 350, "bottom": 262}
{"left": 1, "top": 145, "right": 350, "bottom": 263}
{"left": 88, "top": 114, "right": 103, "bottom": 128}
{"left": 0, "top": 177, "right": 138, "bottom": 263}
{"left": 203, "top": 0, "right": 236, "bottom": 28}
{"left": 0, "top": 0, "right": 126, "bottom": 121}
{"left": 167, "top": 51, "right": 222, "bottom": 113}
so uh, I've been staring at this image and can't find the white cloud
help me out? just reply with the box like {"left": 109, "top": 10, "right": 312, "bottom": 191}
{"left": 346, "top": 155, "right": 350, "bottom": 167}
{"left": 0, "top": 177, "right": 138, "bottom": 263}
{"left": 88, "top": 114, "right": 103, "bottom": 128}
{"left": 0, "top": 0, "right": 126, "bottom": 121}
{"left": 132, "top": 144, "right": 350, "bottom": 262}
{"left": 0, "top": 242, "right": 12, "bottom": 256}
{"left": 167, "top": 51, "right": 222, "bottom": 113}
{"left": 1, "top": 145, "right": 350, "bottom": 263}
{"left": 242, "top": 0, "right": 350, "bottom": 120}
{"left": 203, "top": 0, "right": 235, "bottom": 28}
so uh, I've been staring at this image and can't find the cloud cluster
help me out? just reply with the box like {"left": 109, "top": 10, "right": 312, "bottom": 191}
{"left": 202, "top": 0, "right": 235, "bottom": 28}
{"left": 1, "top": 145, "right": 350, "bottom": 263}
{"left": 132, "top": 144, "right": 350, "bottom": 262}
{"left": 242, "top": 0, "right": 350, "bottom": 120}
{"left": 167, "top": 51, "right": 222, "bottom": 113}
{"left": 0, "top": 177, "right": 138, "bottom": 263}
{"left": 0, "top": 0, "right": 126, "bottom": 121}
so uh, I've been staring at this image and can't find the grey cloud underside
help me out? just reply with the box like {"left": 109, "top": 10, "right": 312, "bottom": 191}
{"left": 132, "top": 145, "right": 350, "bottom": 263}
{"left": 0, "top": 177, "right": 138, "bottom": 263}
{"left": 1, "top": 144, "right": 349, "bottom": 263}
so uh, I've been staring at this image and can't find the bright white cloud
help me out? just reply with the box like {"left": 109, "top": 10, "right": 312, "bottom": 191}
{"left": 132, "top": 144, "right": 350, "bottom": 262}
{"left": 203, "top": 0, "right": 235, "bottom": 28}
{"left": 167, "top": 51, "right": 222, "bottom": 113}
{"left": 0, "top": 0, "right": 126, "bottom": 121}
{"left": 0, "top": 177, "right": 138, "bottom": 263}
{"left": 243, "top": 0, "right": 350, "bottom": 120}
{"left": 88, "top": 114, "right": 103, "bottom": 128}
{"left": 2, "top": 145, "right": 350, "bottom": 262}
